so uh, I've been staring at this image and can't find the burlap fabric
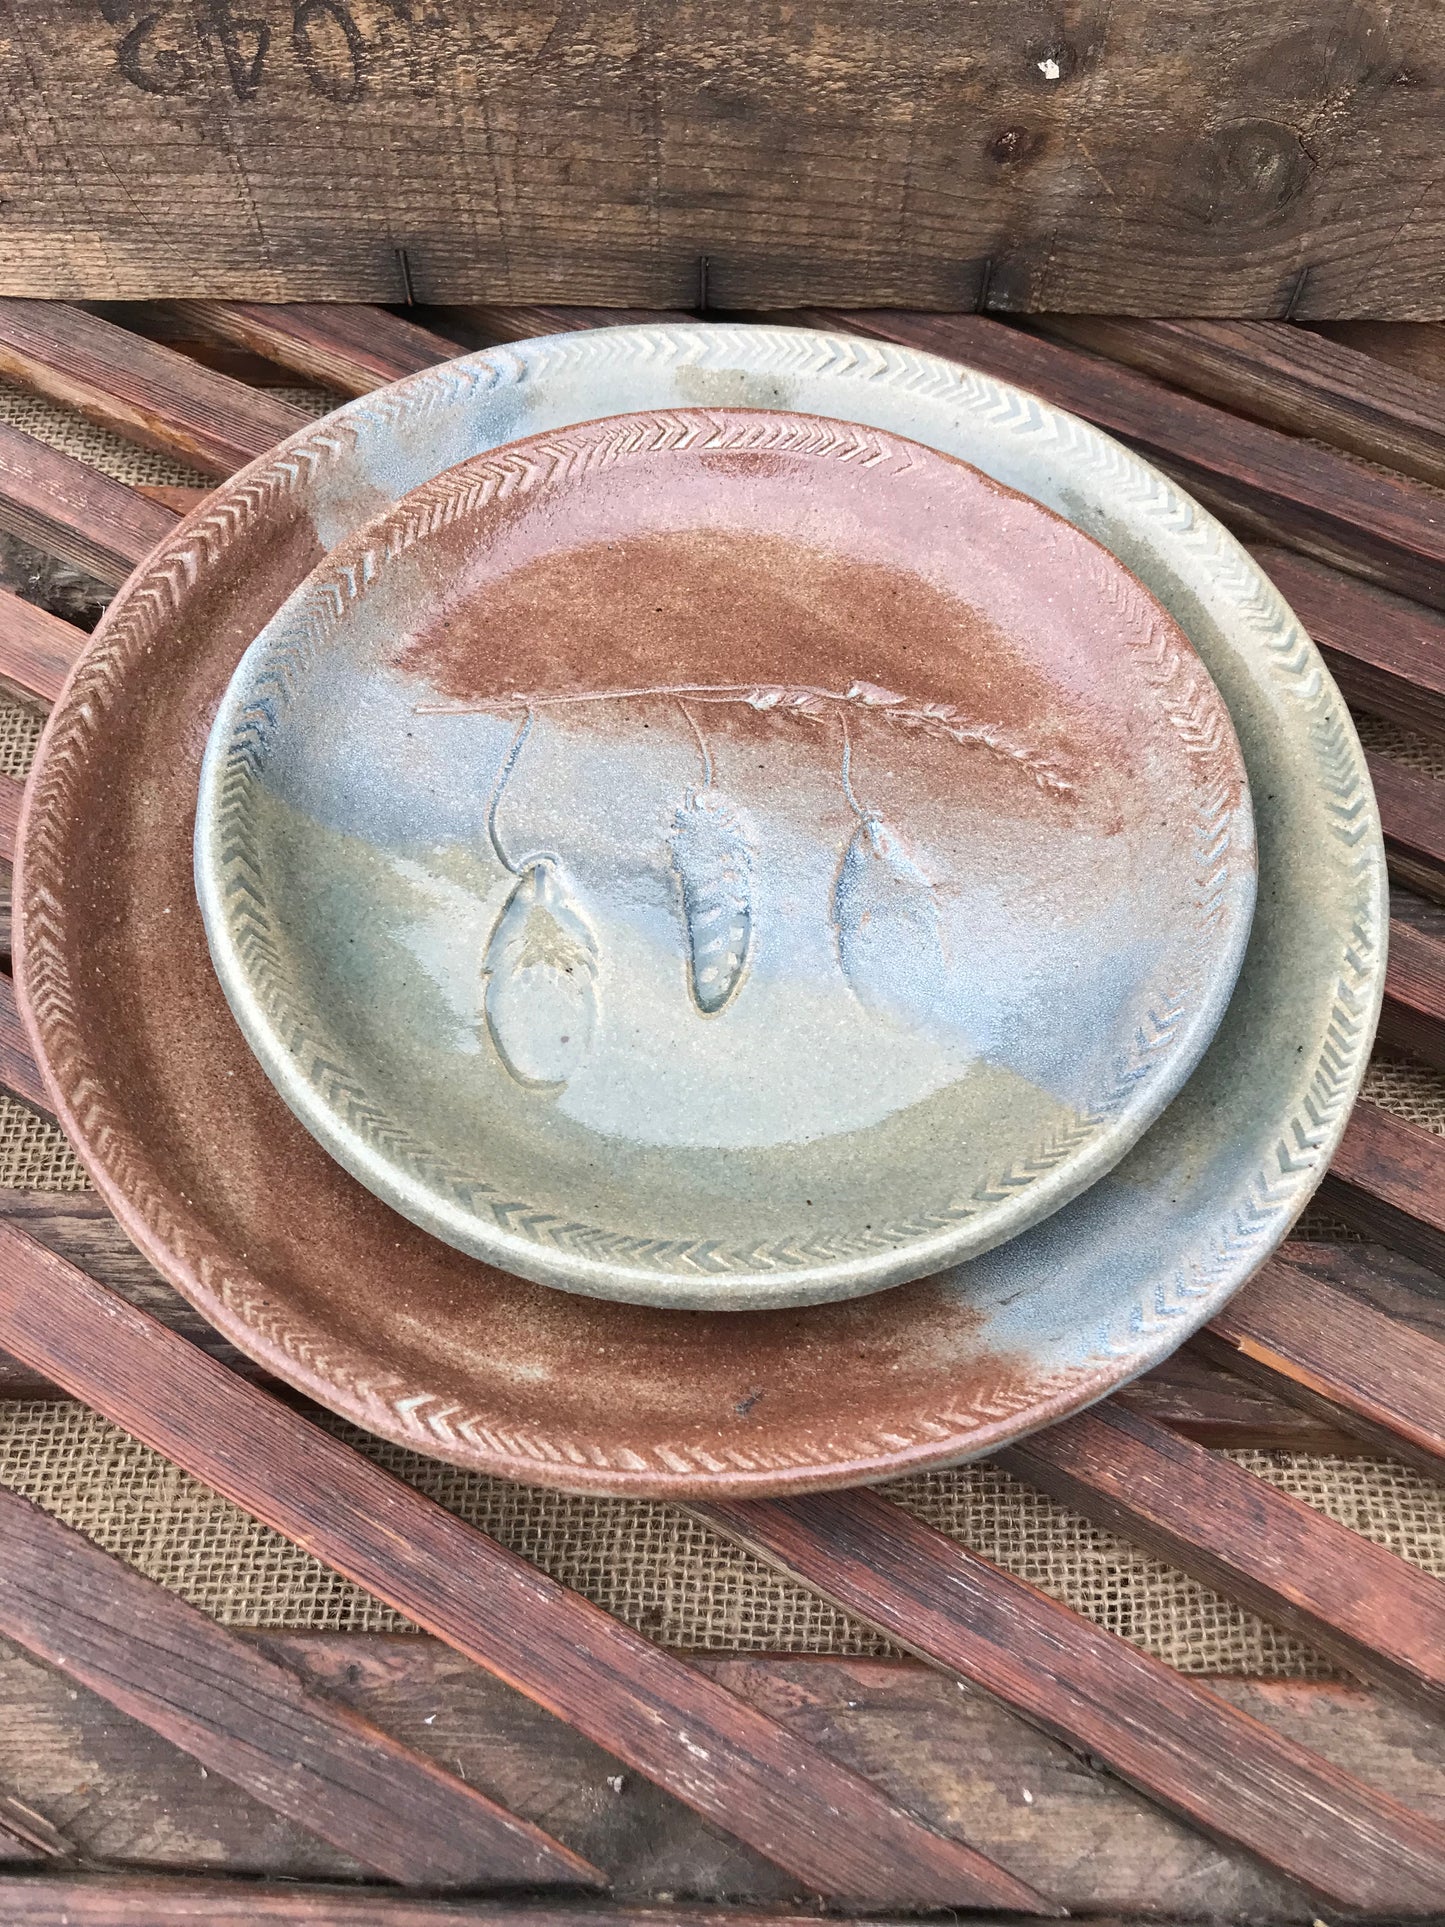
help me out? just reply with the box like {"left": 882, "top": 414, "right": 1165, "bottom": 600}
{"left": 2, "top": 373, "right": 1443, "bottom": 1677}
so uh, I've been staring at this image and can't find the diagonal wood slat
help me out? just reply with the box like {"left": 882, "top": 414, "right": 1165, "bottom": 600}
{"left": 0, "top": 302, "right": 308, "bottom": 479}
{"left": 999, "top": 1402, "right": 1445, "bottom": 1716}
{"left": 174, "top": 301, "right": 465, "bottom": 397}
{"left": 806, "top": 310, "right": 1445, "bottom": 613}
{"left": 0, "top": 590, "right": 78, "bottom": 707}
{"left": 1367, "top": 752, "right": 1445, "bottom": 904}
{"left": 4, "top": 1878, "right": 949, "bottom": 1925}
{"left": 0, "top": 422, "right": 176, "bottom": 587}
{"left": 0, "top": 1218, "right": 1049, "bottom": 1914}
{"left": 1197, "top": 1253, "right": 1445, "bottom": 1476}
{"left": 1248, "top": 543, "right": 1445, "bottom": 747}
{"left": 460, "top": 305, "right": 693, "bottom": 344}
{"left": 1038, "top": 318, "right": 1445, "bottom": 493}
{"left": 0, "top": 1794, "right": 71, "bottom": 1862}
{"left": 1380, "top": 920, "right": 1445, "bottom": 1071}
{"left": 696, "top": 1489, "right": 1445, "bottom": 1913}
{"left": 1319, "top": 1100, "right": 1445, "bottom": 1274}
{"left": 0, "top": 1487, "right": 602, "bottom": 1889}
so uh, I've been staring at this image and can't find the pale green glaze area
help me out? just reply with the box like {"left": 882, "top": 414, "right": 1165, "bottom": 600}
{"left": 245, "top": 784, "right": 1083, "bottom": 1250}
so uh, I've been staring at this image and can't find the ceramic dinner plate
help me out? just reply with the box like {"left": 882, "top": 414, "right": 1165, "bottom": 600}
{"left": 195, "top": 407, "right": 1254, "bottom": 1309}
{"left": 17, "top": 326, "right": 1384, "bottom": 1495}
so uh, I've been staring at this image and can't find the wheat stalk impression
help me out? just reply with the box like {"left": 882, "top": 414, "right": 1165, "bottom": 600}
{"left": 416, "top": 679, "right": 1075, "bottom": 796}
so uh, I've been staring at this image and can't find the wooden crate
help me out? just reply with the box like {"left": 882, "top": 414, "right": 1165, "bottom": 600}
{"left": 0, "top": 300, "right": 1442, "bottom": 1923}
{"left": 3, "top": 7, "right": 1445, "bottom": 316}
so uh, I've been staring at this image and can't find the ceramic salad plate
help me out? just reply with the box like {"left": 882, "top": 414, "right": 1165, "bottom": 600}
{"left": 194, "top": 407, "right": 1254, "bottom": 1310}
{"left": 17, "top": 325, "right": 1384, "bottom": 1495}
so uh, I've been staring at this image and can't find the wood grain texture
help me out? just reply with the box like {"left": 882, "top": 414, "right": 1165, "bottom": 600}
{"left": 1313, "top": 322, "right": 1445, "bottom": 385}
{"left": 1380, "top": 919, "right": 1445, "bottom": 1070}
{"left": 1198, "top": 1251, "right": 1445, "bottom": 1476}
{"left": 0, "top": 1191, "right": 272, "bottom": 1399}
{"left": 0, "top": 1489, "right": 600, "bottom": 1889}
{"left": 0, "top": 590, "right": 79, "bottom": 707}
{"left": 461, "top": 307, "right": 693, "bottom": 345}
{"left": 807, "top": 310, "right": 1445, "bottom": 610}
{"left": 1039, "top": 318, "right": 1445, "bottom": 490}
{"left": 1001, "top": 1402, "right": 1445, "bottom": 1716}
{"left": 1248, "top": 544, "right": 1445, "bottom": 744}
{"left": 0, "top": 1795, "right": 70, "bottom": 1863}
{"left": 13, "top": 1639, "right": 1445, "bottom": 1916}
{"left": 0, "top": 1882, "right": 1023, "bottom": 1926}
{"left": 0, "top": 1222, "right": 1048, "bottom": 1914}
{"left": 5, "top": 6, "right": 1445, "bottom": 315}
{"left": 174, "top": 302, "right": 462, "bottom": 396}
{"left": 1318, "top": 1098, "right": 1445, "bottom": 1271}
{"left": 1367, "top": 752, "right": 1445, "bottom": 902}
{"left": 0, "top": 423, "right": 176, "bottom": 588}
{"left": 696, "top": 1490, "right": 1445, "bottom": 1911}
{"left": 0, "top": 302, "right": 307, "bottom": 479}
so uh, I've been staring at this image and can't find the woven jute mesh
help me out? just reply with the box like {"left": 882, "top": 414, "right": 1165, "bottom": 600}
{"left": 2, "top": 370, "right": 1443, "bottom": 1675}
{"left": 0, "top": 375, "right": 335, "bottom": 485}
{"left": 5, "top": 1399, "right": 1443, "bottom": 1677}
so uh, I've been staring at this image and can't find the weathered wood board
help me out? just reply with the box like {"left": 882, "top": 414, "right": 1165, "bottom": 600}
{"left": 12, "top": 1637, "right": 1445, "bottom": 1918}
{"left": 3, "top": 3, "right": 1445, "bottom": 312}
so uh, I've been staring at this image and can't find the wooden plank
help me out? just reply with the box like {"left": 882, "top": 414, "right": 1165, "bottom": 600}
{"left": 808, "top": 311, "right": 1445, "bottom": 611}
{"left": 0, "top": 774, "right": 23, "bottom": 867}
{"left": 0, "top": 1192, "right": 272, "bottom": 1399}
{"left": 1367, "top": 752, "right": 1445, "bottom": 903}
{"left": 13, "top": 1639, "right": 1445, "bottom": 1916}
{"left": 1248, "top": 544, "right": 1445, "bottom": 745}
{"left": 1196, "top": 1252, "right": 1445, "bottom": 1476}
{"left": 1318, "top": 1099, "right": 1445, "bottom": 1273}
{"left": 0, "top": 1489, "right": 600, "bottom": 1890}
{"left": 0, "top": 1222, "right": 1049, "bottom": 1913}
{"left": 696, "top": 1491, "right": 1445, "bottom": 1912}
{"left": 0, "top": 1796, "right": 70, "bottom": 1863}
{"left": 1312, "top": 322, "right": 1445, "bottom": 387}
{"left": 0, "top": 591, "right": 79, "bottom": 708}
{"left": 0, "top": 423, "right": 177, "bottom": 588}
{"left": 0, "top": 1881, "right": 1021, "bottom": 1926}
{"left": 1380, "top": 920, "right": 1445, "bottom": 1070}
{"left": 172, "top": 303, "right": 461, "bottom": 397}
{"left": 1000, "top": 1402, "right": 1445, "bottom": 1716}
{"left": 461, "top": 307, "right": 693, "bottom": 344}
{"left": 8, "top": 6, "right": 1445, "bottom": 317}
{"left": 1038, "top": 318, "right": 1445, "bottom": 491}
{"left": 0, "top": 302, "right": 307, "bottom": 480}
{"left": 0, "top": 977, "right": 53, "bottom": 1119}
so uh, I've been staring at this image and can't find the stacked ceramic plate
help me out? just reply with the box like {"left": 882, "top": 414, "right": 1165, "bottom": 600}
{"left": 16, "top": 325, "right": 1387, "bottom": 1496}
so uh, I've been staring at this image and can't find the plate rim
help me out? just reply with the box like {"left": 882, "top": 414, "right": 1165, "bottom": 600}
{"left": 16, "top": 324, "right": 1386, "bottom": 1495}
{"left": 193, "top": 402, "right": 1257, "bottom": 1309}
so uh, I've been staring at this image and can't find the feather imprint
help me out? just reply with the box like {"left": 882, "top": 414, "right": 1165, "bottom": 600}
{"left": 481, "top": 860, "right": 598, "bottom": 1090}
{"left": 670, "top": 788, "right": 754, "bottom": 1014}
{"left": 833, "top": 815, "right": 945, "bottom": 1016}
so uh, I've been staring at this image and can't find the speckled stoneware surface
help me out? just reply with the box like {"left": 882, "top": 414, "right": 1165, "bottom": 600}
{"left": 18, "top": 326, "right": 1384, "bottom": 1494}
{"left": 195, "top": 407, "right": 1254, "bottom": 1310}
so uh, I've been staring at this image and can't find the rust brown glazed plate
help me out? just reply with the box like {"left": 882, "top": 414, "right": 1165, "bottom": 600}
{"left": 18, "top": 327, "right": 1382, "bottom": 1495}
{"left": 195, "top": 409, "right": 1254, "bottom": 1310}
